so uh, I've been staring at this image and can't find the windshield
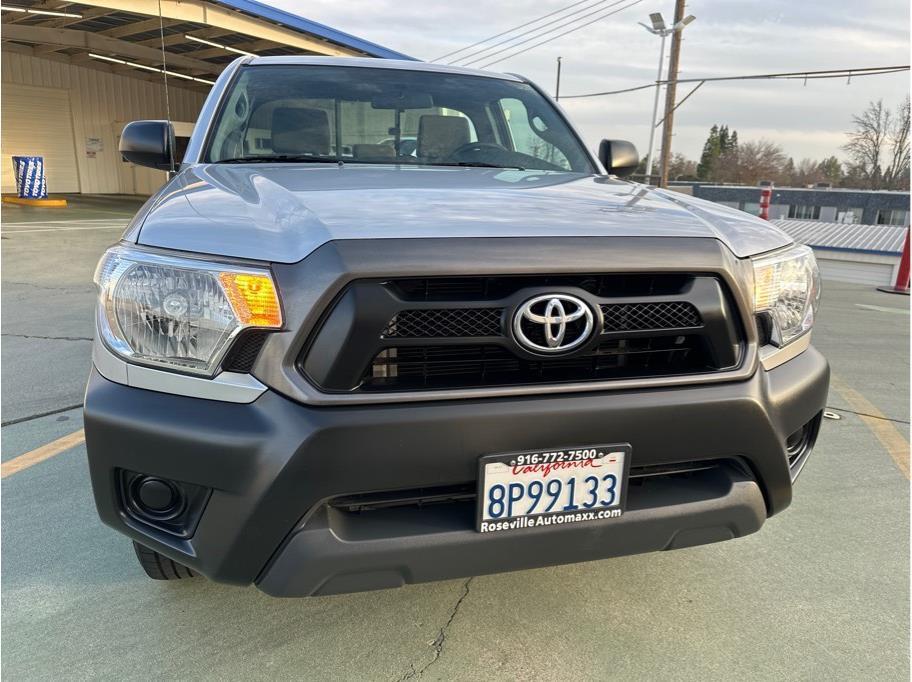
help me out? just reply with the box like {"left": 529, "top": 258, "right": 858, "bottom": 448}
{"left": 205, "top": 65, "right": 594, "bottom": 173}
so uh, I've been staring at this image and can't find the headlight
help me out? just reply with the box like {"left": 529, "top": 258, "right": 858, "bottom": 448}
{"left": 752, "top": 244, "right": 820, "bottom": 347}
{"left": 94, "top": 246, "right": 282, "bottom": 376}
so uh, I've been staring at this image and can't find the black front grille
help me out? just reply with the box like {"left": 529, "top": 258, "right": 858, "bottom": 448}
{"left": 601, "top": 301, "right": 700, "bottom": 332}
{"left": 331, "top": 483, "right": 476, "bottom": 513}
{"left": 364, "top": 337, "right": 713, "bottom": 391}
{"left": 383, "top": 308, "right": 503, "bottom": 338}
{"left": 300, "top": 273, "right": 744, "bottom": 393}
{"left": 382, "top": 301, "right": 701, "bottom": 339}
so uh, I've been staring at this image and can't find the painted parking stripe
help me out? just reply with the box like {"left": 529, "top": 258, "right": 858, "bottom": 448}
{"left": 831, "top": 375, "right": 910, "bottom": 480}
{"left": 1, "top": 429, "right": 86, "bottom": 479}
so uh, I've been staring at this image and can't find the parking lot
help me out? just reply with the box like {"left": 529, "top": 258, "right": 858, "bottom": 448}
{"left": 1, "top": 196, "right": 909, "bottom": 681}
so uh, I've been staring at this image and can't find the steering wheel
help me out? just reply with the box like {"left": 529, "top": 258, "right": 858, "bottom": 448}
{"left": 445, "top": 141, "right": 509, "bottom": 161}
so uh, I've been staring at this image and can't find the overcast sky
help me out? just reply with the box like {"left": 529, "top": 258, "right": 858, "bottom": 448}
{"left": 274, "top": 0, "right": 910, "bottom": 164}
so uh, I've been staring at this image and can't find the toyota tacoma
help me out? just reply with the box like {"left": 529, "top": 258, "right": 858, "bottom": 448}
{"left": 85, "top": 57, "right": 828, "bottom": 596}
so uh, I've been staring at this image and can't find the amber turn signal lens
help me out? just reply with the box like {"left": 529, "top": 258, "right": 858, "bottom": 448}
{"left": 218, "top": 273, "right": 282, "bottom": 327}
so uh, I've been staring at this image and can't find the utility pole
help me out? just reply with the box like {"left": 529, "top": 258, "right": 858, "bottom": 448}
{"left": 658, "top": 0, "right": 686, "bottom": 187}
{"left": 555, "top": 56, "right": 562, "bottom": 100}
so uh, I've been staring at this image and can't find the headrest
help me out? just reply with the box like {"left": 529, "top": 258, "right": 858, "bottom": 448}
{"left": 271, "top": 107, "right": 330, "bottom": 156}
{"left": 417, "top": 115, "right": 470, "bottom": 159}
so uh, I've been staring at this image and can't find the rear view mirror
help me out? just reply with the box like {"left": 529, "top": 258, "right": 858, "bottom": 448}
{"left": 598, "top": 139, "right": 639, "bottom": 177}
{"left": 371, "top": 92, "right": 434, "bottom": 110}
{"left": 119, "top": 120, "right": 175, "bottom": 170}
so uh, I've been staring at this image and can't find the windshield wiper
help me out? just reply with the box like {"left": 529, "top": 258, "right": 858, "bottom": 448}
{"left": 432, "top": 161, "right": 526, "bottom": 171}
{"left": 216, "top": 154, "right": 339, "bottom": 164}
{"left": 216, "top": 156, "right": 527, "bottom": 171}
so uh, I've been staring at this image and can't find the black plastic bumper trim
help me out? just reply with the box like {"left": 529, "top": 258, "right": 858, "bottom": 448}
{"left": 84, "top": 345, "right": 829, "bottom": 591}
{"left": 258, "top": 463, "right": 765, "bottom": 597}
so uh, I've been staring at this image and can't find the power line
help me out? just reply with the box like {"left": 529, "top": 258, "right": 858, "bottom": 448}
{"left": 465, "top": 0, "right": 638, "bottom": 68}
{"left": 431, "top": 0, "right": 595, "bottom": 63}
{"left": 474, "top": 0, "right": 645, "bottom": 70}
{"left": 560, "top": 83, "right": 656, "bottom": 98}
{"left": 655, "top": 81, "right": 703, "bottom": 128}
{"left": 782, "top": 69, "right": 908, "bottom": 81}
{"left": 450, "top": 0, "right": 617, "bottom": 66}
{"left": 559, "top": 65, "right": 910, "bottom": 99}
{"left": 666, "top": 65, "right": 911, "bottom": 85}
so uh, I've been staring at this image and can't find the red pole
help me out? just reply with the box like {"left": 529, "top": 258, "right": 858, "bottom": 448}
{"left": 759, "top": 187, "right": 772, "bottom": 220}
{"left": 877, "top": 227, "right": 910, "bottom": 295}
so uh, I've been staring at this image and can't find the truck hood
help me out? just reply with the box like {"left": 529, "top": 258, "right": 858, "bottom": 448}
{"left": 133, "top": 164, "right": 792, "bottom": 262}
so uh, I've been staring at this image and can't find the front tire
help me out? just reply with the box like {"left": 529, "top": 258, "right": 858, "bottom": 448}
{"left": 132, "top": 541, "right": 196, "bottom": 580}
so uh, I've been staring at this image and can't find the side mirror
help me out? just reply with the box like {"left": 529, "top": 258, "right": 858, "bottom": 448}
{"left": 119, "top": 120, "right": 175, "bottom": 170}
{"left": 598, "top": 139, "right": 638, "bottom": 177}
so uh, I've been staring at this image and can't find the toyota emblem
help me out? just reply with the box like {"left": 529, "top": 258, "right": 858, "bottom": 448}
{"left": 512, "top": 294, "right": 595, "bottom": 354}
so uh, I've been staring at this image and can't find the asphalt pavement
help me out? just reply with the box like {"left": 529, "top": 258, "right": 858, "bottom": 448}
{"left": 1, "top": 197, "right": 908, "bottom": 681}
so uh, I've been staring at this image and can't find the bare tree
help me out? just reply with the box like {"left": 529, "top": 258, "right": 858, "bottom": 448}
{"left": 843, "top": 98, "right": 910, "bottom": 190}
{"left": 886, "top": 96, "right": 910, "bottom": 190}
{"left": 791, "top": 158, "right": 825, "bottom": 186}
{"left": 667, "top": 153, "right": 698, "bottom": 180}
{"left": 717, "top": 139, "right": 786, "bottom": 185}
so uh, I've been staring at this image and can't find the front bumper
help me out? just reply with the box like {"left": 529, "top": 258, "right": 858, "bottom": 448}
{"left": 84, "top": 346, "right": 829, "bottom": 597}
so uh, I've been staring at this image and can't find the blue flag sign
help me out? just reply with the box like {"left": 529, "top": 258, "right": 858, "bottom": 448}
{"left": 11, "top": 156, "right": 48, "bottom": 199}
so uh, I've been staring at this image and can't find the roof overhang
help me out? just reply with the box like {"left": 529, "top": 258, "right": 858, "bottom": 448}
{"left": 1, "top": 0, "right": 414, "bottom": 92}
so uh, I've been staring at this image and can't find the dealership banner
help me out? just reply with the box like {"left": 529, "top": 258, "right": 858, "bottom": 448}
{"left": 11, "top": 156, "right": 48, "bottom": 199}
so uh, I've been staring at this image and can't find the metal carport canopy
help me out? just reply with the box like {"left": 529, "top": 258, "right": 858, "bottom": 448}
{"left": 211, "top": 0, "right": 415, "bottom": 60}
{"left": 1, "top": 0, "right": 414, "bottom": 93}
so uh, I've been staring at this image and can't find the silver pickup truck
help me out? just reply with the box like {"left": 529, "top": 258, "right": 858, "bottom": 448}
{"left": 85, "top": 56, "right": 828, "bottom": 597}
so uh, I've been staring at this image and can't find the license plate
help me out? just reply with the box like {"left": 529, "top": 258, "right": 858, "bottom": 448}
{"left": 476, "top": 444, "right": 630, "bottom": 533}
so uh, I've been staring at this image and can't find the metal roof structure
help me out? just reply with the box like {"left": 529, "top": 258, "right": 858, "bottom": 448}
{"left": 773, "top": 219, "right": 908, "bottom": 256}
{"left": 1, "top": 0, "right": 413, "bottom": 92}
{"left": 214, "top": 0, "right": 413, "bottom": 61}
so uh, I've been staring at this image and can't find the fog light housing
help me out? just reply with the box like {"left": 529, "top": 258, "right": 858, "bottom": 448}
{"left": 119, "top": 470, "right": 210, "bottom": 538}
{"left": 133, "top": 477, "right": 182, "bottom": 517}
{"left": 785, "top": 412, "right": 823, "bottom": 479}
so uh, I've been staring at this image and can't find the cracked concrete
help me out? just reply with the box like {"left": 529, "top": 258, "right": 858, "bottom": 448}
{"left": 1, "top": 333, "right": 93, "bottom": 342}
{"left": 398, "top": 578, "right": 473, "bottom": 681}
{"left": 826, "top": 404, "right": 910, "bottom": 425}
{"left": 1, "top": 207, "right": 118, "bottom": 423}
{"left": 4, "top": 281, "right": 95, "bottom": 293}
{"left": 1, "top": 403, "right": 84, "bottom": 427}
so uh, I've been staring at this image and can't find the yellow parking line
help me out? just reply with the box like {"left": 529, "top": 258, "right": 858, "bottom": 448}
{"left": 831, "top": 375, "right": 910, "bottom": 480}
{"left": 1, "top": 429, "right": 85, "bottom": 479}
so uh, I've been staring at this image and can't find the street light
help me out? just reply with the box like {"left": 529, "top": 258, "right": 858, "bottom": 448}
{"left": 647, "top": 12, "right": 666, "bottom": 31}
{"left": 640, "top": 12, "right": 695, "bottom": 184}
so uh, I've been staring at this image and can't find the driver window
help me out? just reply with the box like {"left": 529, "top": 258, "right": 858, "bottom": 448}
{"left": 500, "top": 98, "right": 570, "bottom": 170}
